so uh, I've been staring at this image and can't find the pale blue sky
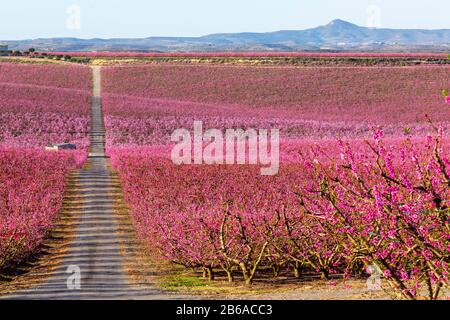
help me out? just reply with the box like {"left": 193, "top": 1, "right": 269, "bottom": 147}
{"left": 1, "top": 0, "right": 449, "bottom": 40}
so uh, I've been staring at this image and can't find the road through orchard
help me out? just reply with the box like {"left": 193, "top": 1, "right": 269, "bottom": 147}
{"left": 0, "top": 63, "right": 91, "bottom": 273}
{"left": 1, "top": 62, "right": 448, "bottom": 300}
{"left": 1, "top": 66, "right": 172, "bottom": 300}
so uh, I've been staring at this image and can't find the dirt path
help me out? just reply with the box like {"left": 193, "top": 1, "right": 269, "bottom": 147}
{"left": 3, "top": 67, "right": 174, "bottom": 300}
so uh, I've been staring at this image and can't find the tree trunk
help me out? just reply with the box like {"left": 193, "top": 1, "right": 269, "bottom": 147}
{"left": 293, "top": 267, "right": 301, "bottom": 278}
{"left": 225, "top": 269, "right": 234, "bottom": 282}
{"left": 272, "top": 264, "right": 280, "bottom": 277}
{"left": 205, "top": 266, "right": 215, "bottom": 281}
{"left": 240, "top": 263, "right": 252, "bottom": 286}
{"left": 291, "top": 261, "right": 302, "bottom": 278}
{"left": 320, "top": 269, "right": 329, "bottom": 280}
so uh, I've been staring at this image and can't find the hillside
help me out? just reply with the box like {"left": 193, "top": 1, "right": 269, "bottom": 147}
{"left": 3, "top": 20, "right": 450, "bottom": 52}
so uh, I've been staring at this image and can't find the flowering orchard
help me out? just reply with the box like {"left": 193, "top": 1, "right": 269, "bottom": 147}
{"left": 104, "top": 64, "right": 449, "bottom": 299}
{"left": 0, "top": 63, "right": 92, "bottom": 91}
{"left": 102, "top": 65, "right": 449, "bottom": 123}
{"left": 110, "top": 134, "right": 449, "bottom": 299}
{"left": 1, "top": 59, "right": 446, "bottom": 299}
{"left": 0, "top": 148, "right": 85, "bottom": 271}
{"left": 0, "top": 63, "right": 90, "bottom": 271}
{"left": 102, "top": 65, "right": 450, "bottom": 147}
{"left": 0, "top": 63, "right": 91, "bottom": 149}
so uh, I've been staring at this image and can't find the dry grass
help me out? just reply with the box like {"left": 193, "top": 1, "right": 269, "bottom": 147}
{"left": 0, "top": 57, "right": 70, "bottom": 65}
{"left": 88, "top": 56, "right": 450, "bottom": 67}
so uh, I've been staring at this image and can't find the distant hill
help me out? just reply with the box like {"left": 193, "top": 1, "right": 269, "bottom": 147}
{"left": 3, "top": 19, "right": 450, "bottom": 52}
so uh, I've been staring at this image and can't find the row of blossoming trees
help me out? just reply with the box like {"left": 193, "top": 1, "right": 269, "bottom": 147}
{"left": 0, "top": 63, "right": 90, "bottom": 273}
{"left": 0, "top": 149, "right": 84, "bottom": 271}
{"left": 111, "top": 127, "right": 449, "bottom": 300}
{"left": 105, "top": 63, "right": 449, "bottom": 300}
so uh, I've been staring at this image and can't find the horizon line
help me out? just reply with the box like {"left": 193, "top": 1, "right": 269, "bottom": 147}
{"left": 2, "top": 19, "right": 450, "bottom": 42}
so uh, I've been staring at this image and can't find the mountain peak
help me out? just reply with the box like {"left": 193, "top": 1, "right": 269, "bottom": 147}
{"left": 326, "top": 19, "right": 359, "bottom": 28}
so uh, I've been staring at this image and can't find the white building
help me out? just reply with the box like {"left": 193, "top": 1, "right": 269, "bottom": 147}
{"left": 45, "top": 143, "right": 77, "bottom": 151}
{"left": 0, "top": 44, "right": 8, "bottom": 56}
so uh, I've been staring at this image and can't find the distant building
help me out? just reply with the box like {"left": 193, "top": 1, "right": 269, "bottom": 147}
{"left": 45, "top": 143, "right": 77, "bottom": 151}
{"left": 0, "top": 44, "right": 8, "bottom": 56}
